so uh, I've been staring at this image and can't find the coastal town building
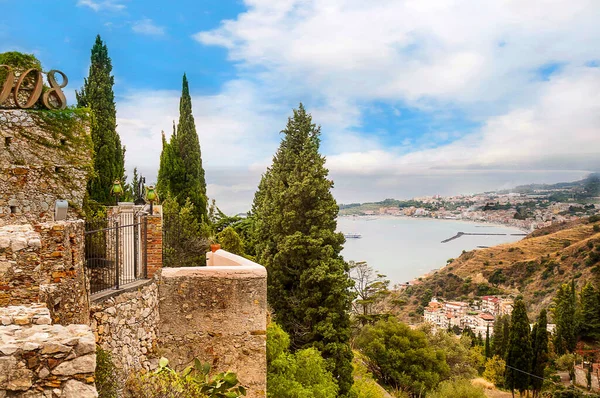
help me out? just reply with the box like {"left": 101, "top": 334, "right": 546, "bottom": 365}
{"left": 423, "top": 296, "right": 515, "bottom": 335}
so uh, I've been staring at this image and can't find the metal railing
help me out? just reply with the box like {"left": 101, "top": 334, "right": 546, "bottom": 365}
{"left": 85, "top": 215, "right": 148, "bottom": 294}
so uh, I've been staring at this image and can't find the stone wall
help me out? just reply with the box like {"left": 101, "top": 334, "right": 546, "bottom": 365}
{"left": 0, "top": 221, "right": 89, "bottom": 326}
{"left": 90, "top": 280, "right": 160, "bottom": 381}
{"left": 0, "top": 109, "right": 92, "bottom": 226}
{"left": 0, "top": 305, "right": 97, "bottom": 397}
{"left": 159, "top": 264, "right": 267, "bottom": 398}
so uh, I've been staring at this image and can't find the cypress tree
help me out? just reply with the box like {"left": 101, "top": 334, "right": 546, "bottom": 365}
{"left": 579, "top": 282, "right": 600, "bottom": 340}
{"left": 168, "top": 74, "right": 207, "bottom": 222}
{"left": 76, "top": 35, "right": 125, "bottom": 205}
{"left": 553, "top": 281, "right": 579, "bottom": 354}
{"left": 505, "top": 299, "right": 532, "bottom": 397}
{"left": 252, "top": 104, "right": 355, "bottom": 396}
{"left": 492, "top": 314, "right": 510, "bottom": 358}
{"left": 131, "top": 167, "right": 141, "bottom": 200}
{"left": 156, "top": 129, "right": 174, "bottom": 201}
{"left": 485, "top": 325, "right": 491, "bottom": 359}
{"left": 531, "top": 309, "right": 549, "bottom": 398}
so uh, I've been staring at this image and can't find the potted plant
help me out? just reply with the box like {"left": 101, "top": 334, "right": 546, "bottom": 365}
{"left": 210, "top": 242, "right": 221, "bottom": 252}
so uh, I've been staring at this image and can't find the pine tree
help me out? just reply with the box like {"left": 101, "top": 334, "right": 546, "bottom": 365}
{"left": 252, "top": 104, "right": 355, "bottom": 396}
{"left": 505, "top": 299, "right": 532, "bottom": 397}
{"left": 553, "top": 281, "right": 579, "bottom": 354}
{"left": 579, "top": 282, "right": 600, "bottom": 340}
{"left": 531, "top": 309, "right": 549, "bottom": 398}
{"left": 76, "top": 35, "right": 125, "bottom": 205}
{"left": 167, "top": 74, "right": 207, "bottom": 222}
{"left": 485, "top": 325, "right": 491, "bottom": 359}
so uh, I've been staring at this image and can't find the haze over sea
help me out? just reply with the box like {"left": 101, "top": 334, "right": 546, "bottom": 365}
{"left": 338, "top": 216, "right": 525, "bottom": 285}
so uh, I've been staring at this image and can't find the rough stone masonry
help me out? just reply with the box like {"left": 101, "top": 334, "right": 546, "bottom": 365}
{"left": 159, "top": 264, "right": 268, "bottom": 398}
{"left": 0, "top": 305, "right": 97, "bottom": 397}
{"left": 0, "top": 109, "right": 92, "bottom": 226}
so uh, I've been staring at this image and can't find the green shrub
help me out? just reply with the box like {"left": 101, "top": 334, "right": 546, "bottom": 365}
{"left": 593, "top": 224, "right": 600, "bottom": 232}
{"left": 96, "top": 347, "right": 118, "bottom": 398}
{"left": 127, "top": 357, "right": 246, "bottom": 398}
{"left": 483, "top": 355, "right": 505, "bottom": 387}
{"left": 428, "top": 379, "right": 485, "bottom": 398}
{"left": 267, "top": 323, "right": 338, "bottom": 398}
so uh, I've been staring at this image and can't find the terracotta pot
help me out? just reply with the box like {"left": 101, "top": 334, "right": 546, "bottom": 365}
{"left": 210, "top": 243, "right": 221, "bottom": 253}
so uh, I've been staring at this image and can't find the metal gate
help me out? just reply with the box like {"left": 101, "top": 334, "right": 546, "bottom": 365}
{"left": 85, "top": 214, "right": 148, "bottom": 294}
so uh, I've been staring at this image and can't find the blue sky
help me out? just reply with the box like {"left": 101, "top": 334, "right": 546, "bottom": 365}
{"left": 3, "top": 0, "right": 600, "bottom": 213}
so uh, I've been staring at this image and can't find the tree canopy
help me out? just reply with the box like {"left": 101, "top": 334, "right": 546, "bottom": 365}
{"left": 252, "top": 104, "right": 355, "bottom": 395}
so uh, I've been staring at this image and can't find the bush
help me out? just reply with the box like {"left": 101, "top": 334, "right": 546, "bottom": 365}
{"left": 483, "top": 355, "right": 505, "bottom": 387}
{"left": 428, "top": 379, "right": 485, "bottom": 398}
{"left": 216, "top": 226, "right": 245, "bottom": 256}
{"left": 127, "top": 357, "right": 246, "bottom": 398}
{"left": 355, "top": 319, "right": 449, "bottom": 394}
{"left": 96, "top": 347, "right": 118, "bottom": 398}
{"left": 267, "top": 323, "right": 338, "bottom": 398}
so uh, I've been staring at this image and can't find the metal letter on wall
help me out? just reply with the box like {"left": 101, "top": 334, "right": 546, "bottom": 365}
{"left": 0, "top": 65, "right": 68, "bottom": 110}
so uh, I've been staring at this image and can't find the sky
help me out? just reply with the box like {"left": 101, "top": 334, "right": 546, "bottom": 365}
{"left": 3, "top": 0, "right": 600, "bottom": 213}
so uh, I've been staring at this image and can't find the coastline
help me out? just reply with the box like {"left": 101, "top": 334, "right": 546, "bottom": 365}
{"left": 338, "top": 213, "right": 531, "bottom": 234}
{"left": 338, "top": 214, "right": 530, "bottom": 286}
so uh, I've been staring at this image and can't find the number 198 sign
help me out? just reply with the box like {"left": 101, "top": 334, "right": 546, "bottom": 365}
{"left": 0, "top": 66, "right": 68, "bottom": 110}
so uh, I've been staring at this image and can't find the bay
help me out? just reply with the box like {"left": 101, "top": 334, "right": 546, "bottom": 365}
{"left": 337, "top": 216, "right": 526, "bottom": 285}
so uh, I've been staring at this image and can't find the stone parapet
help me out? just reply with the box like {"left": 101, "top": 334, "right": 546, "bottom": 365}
{"left": 90, "top": 280, "right": 160, "bottom": 381}
{"left": 0, "top": 321, "right": 97, "bottom": 397}
{"left": 159, "top": 259, "right": 267, "bottom": 398}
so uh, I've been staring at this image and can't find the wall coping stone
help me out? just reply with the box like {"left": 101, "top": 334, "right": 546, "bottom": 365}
{"left": 90, "top": 278, "right": 153, "bottom": 303}
{"left": 161, "top": 265, "right": 266, "bottom": 279}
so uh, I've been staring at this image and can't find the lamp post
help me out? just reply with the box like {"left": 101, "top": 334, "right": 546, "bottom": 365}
{"left": 145, "top": 185, "right": 158, "bottom": 214}
{"left": 110, "top": 179, "right": 123, "bottom": 206}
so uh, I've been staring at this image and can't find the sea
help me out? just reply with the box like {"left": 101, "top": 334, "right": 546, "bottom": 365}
{"left": 337, "top": 216, "right": 526, "bottom": 285}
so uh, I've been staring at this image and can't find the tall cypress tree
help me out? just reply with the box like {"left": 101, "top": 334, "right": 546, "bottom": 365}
{"left": 252, "top": 104, "right": 355, "bottom": 396}
{"left": 485, "top": 325, "right": 491, "bottom": 359}
{"left": 553, "top": 281, "right": 579, "bottom": 354}
{"left": 580, "top": 282, "right": 600, "bottom": 340}
{"left": 531, "top": 309, "right": 549, "bottom": 398}
{"left": 76, "top": 35, "right": 125, "bottom": 205}
{"left": 157, "top": 128, "right": 175, "bottom": 201}
{"left": 167, "top": 74, "right": 207, "bottom": 222}
{"left": 492, "top": 314, "right": 510, "bottom": 358}
{"left": 505, "top": 299, "right": 532, "bottom": 397}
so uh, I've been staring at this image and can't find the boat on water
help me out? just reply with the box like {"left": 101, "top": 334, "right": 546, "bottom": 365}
{"left": 344, "top": 232, "right": 362, "bottom": 238}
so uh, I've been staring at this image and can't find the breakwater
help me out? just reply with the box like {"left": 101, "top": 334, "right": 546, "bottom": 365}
{"left": 441, "top": 231, "right": 527, "bottom": 243}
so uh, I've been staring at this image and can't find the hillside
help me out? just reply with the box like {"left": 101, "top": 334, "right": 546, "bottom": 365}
{"left": 391, "top": 216, "right": 600, "bottom": 321}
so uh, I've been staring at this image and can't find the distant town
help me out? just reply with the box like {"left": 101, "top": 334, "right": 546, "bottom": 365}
{"left": 340, "top": 174, "right": 600, "bottom": 231}
{"left": 423, "top": 296, "right": 555, "bottom": 336}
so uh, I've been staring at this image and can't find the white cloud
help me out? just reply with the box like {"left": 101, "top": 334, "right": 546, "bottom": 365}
{"left": 131, "top": 18, "right": 165, "bottom": 36}
{"left": 195, "top": 0, "right": 600, "bottom": 111}
{"left": 326, "top": 65, "right": 600, "bottom": 178}
{"left": 76, "top": 0, "right": 125, "bottom": 12}
{"left": 115, "top": 1, "right": 600, "bottom": 212}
